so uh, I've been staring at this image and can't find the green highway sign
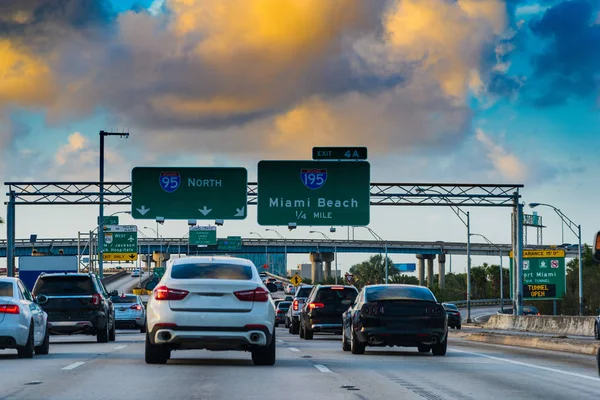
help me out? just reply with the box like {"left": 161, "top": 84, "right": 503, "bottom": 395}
{"left": 154, "top": 267, "right": 166, "bottom": 279}
{"left": 257, "top": 160, "right": 370, "bottom": 226}
{"left": 510, "top": 249, "right": 566, "bottom": 300}
{"left": 98, "top": 216, "right": 119, "bottom": 226}
{"left": 312, "top": 147, "right": 368, "bottom": 160}
{"left": 218, "top": 236, "right": 242, "bottom": 251}
{"left": 189, "top": 226, "right": 217, "bottom": 246}
{"left": 131, "top": 167, "right": 248, "bottom": 220}
{"left": 103, "top": 225, "right": 138, "bottom": 261}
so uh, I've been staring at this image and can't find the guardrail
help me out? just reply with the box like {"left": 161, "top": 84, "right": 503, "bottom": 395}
{"left": 265, "top": 271, "right": 291, "bottom": 284}
{"left": 448, "top": 299, "right": 513, "bottom": 308}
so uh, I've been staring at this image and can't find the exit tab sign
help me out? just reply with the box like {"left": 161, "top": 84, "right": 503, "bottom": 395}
{"left": 312, "top": 147, "right": 367, "bottom": 160}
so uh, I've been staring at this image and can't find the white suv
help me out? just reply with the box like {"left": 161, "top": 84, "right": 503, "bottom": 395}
{"left": 145, "top": 256, "right": 277, "bottom": 365}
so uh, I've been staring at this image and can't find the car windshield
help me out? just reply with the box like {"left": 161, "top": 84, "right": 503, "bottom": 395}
{"left": 296, "top": 286, "right": 313, "bottom": 297}
{"left": 171, "top": 263, "right": 253, "bottom": 280}
{"left": 0, "top": 282, "right": 13, "bottom": 297}
{"left": 33, "top": 276, "right": 96, "bottom": 295}
{"left": 314, "top": 287, "right": 358, "bottom": 304}
{"left": 443, "top": 304, "right": 458, "bottom": 311}
{"left": 111, "top": 295, "right": 138, "bottom": 304}
{"left": 366, "top": 286, "right": 437, "bottom": 302}
{"left": 524, "top": 306, "right": 538, "bottom": 313}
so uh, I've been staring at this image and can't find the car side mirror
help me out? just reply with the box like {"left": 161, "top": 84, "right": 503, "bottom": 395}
{"left": 110, "top": 290, "right": 118, "bottom": 297}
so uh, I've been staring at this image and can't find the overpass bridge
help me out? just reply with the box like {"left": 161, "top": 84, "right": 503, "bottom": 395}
{"left": 0, "top": 237, "right": 578, "bottom": 258}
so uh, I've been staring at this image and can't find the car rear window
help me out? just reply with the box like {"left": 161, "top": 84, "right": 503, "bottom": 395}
{"left": 33, "top": 276, "right": 96, "bottom": 295}
{"left": 277, "top": 301, "right": 291, "bottom": 310}
{"left": 111, "top": 295, "right": 138, "bottom": 304}
{"left": 0, "top": 282, "right": 13, "bottom": 297}
{"left": 314, "top": 287, "right": 358, "bottom": 304}
{"left": 366, "top": 286, "right": 437, "bottom": 302}
{"left": 443, "top": 304, "right": 458, "bottom": 311}
{"left": 296, "top": 286, "right": 313, "bottom": 297}
{"left": 171, "top": 263, "right": 253, "bottom": 280}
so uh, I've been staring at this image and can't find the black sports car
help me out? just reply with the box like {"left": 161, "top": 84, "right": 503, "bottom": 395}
{"left": 342, "top": 284, "right": 448, "bottom": 355}
{"left": 442, "top": 303, "right": 462, "bottom": 329}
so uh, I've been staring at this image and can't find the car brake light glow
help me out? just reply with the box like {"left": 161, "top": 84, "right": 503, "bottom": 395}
{"left": 154, "top": 286, "right": 189, "bottom": 301}
{"left": 308, "top": 302, "right": 325, "bottom": 310}
{"left": 0, "top": 304, "right": 19, "bottom": 314}
{"left": 92, "top": 293, "right": 102, "bottom": 305}
{"left": 130, "top": 304, "right": 142, "bottom": 310}
{"left": 293, "top": 300, "right": 299, "bottom": 311}
{"left": 276, "top": 309, "right": 284, "bottom": 314}
{"left": 331, "top": 286, "right": 344, "bottom": 290}
{"left": 234, "top": 287, "right": 269, "bottom": 302}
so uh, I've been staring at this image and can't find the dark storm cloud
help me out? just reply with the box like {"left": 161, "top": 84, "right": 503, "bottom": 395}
{"left": 528, "top": 0, "right": 600, "bottom": 106}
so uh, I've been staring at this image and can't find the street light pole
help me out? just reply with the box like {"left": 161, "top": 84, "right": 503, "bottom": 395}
{"left": 530, "top": 202, "right": 584, "bottom": 315}
{"left": 98, "top": 130, "right": 129, "bottom": 279}
{"left": 266, "top": 229, "right": 286, "bottom": 276}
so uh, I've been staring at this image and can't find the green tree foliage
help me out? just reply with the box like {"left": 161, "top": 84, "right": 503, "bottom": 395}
{"left": 348, "top": 254, "right": 398, "bottom": 289}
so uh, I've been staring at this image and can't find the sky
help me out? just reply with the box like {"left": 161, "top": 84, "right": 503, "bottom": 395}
{"left": 1, "top": 0, "right": 599, "bottom": 275}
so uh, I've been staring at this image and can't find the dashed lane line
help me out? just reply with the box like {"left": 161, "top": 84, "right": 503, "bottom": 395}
{"left": 62, "top": 362, "right": 86, "bottom": 371}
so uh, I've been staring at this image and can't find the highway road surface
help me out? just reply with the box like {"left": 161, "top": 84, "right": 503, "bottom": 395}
{"left": 1, "top": 327, "right": 599, "bottom": 399}
{"left": 104, "top": 272, "right": 143, "bottom": 295}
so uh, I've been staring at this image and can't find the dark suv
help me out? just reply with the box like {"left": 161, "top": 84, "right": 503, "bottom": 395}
{"left": 299, "top": 285, "right": 358, "bottom": 340}
{"left": 32, "top": 273, "right": 117, "bottom": 343}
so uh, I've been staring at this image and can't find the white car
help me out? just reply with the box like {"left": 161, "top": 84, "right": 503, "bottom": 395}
{"left": 145, "top": 256, "right": 277, "bottom": 365}
{"left": 0, "top": 277, "right": 50, "bottom": 358}
{"left": 131, "top": 269, "right": 141, "bottom": 278}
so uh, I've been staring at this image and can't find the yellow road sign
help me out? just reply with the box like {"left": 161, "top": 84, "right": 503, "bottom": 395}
{"left": 290, "top": 274, "right": 302, "bottom": 286}
{"left": 103, "top": 253, "right": 138, "bottom": 261}
{"left": 508, "top": 249, "right": 565, "bottom": 258}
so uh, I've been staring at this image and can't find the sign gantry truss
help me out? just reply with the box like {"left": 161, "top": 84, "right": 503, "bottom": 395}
{"left": 5, "top": 182, "right": 523, "bottom": 207}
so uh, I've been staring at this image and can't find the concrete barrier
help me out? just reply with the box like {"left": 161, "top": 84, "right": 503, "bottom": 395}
{"left": 463, "top": 332, "right": 600, "bottom": 356}
{"left": 484, "top": 314, "right": 596, "bottom": 337}
{"left": 102, "top": 270, "right": 128, "bottom": 284}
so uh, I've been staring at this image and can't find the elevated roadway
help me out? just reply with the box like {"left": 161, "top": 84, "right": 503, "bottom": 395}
{"left": 0, "top": 237, "right": 578, "bottom": 258}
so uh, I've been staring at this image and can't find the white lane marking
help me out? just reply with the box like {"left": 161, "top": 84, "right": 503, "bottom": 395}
{"left": 62, "top": 362, "right": 86, "bottom": 371}
{"left": 289, "top": 347, "right": 300, "bottom": 352}
{"left": 314, "top": 364, "right": 332, "bottom": 373}
{"left": 451, "top": 349, "right": 598, "bottom": 382}
{"left": 115, "top": 345, "right": 127, "bottom": 350}
{"left": 276, "top": 340, "right": 284, "bottom": 344}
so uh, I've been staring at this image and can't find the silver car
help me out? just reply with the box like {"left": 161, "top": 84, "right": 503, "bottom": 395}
{"left": 111, "top": 294, "right": 146, "bottom": 332}
{"left": 0, "top": 277, "right": 50, "bottom": 358}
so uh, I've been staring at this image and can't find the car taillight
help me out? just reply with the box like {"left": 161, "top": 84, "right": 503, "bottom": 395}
{"left": 293, "top": 300, "right": 299, "bottom": 311}
{"left": 308, "top": 302, "right": 325, "bottom": 310}
{"left": 0, "top": 304, "right": 19, "bottom": 314}
{"left": 130, "top": 304, "right": 142, "bottom": 310}
{"left": 154, "top": 286, "right": 189, "bottom": 301}
{"left": 331, "top": 286, "right": 344, "bottom": 290}
{"left": 234, "top": 287, "right": 269, "bottom": 302}
{"left": 276, "top": 310, "right": 284, "bottom": 314}
{"left": 92, "top": 293, "right": 102, "bottom": 305}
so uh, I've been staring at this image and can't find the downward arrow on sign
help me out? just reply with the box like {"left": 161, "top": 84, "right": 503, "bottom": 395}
{"left": 198, "top": 206, "right": 212, "bottom": 216}
{"left": 136, "top": 205, "right": 150, "bottom": 216}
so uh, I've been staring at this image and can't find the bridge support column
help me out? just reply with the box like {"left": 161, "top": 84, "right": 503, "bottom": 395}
{"left": 320, "top": 252, "right": 334, "bottom": 281}
{"left": 416, "top": 254, "right": 425, "bottom": 286}
{"left": 438, "top": 253, "right": 446, "bottom": 290}
{"left": 426, "top": 255, "right": 435, "bottom": 289}
{"left": 310, "top": 252, "right": 323, "bottom": 283}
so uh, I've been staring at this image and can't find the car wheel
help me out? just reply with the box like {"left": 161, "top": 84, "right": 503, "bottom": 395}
{"left": 252, "top": 329, "right": 276, "bottom": 366}
{"left": 17, "top": 324, "right": 35, "bottom": 359}
{"left": 34, "top": 324, "right": 50, "bottom": 355}
{"left": 342, "top": 326, "right": 351, "bottom": 352}
{"left": 418, "top": 345, "right": 431, "bottom": 353}
{"left": 109, "top": 320, "right": 116, "bottom": 342}
{"left": 456, "top": 324, "right": 462, "bottom": 330}
{"left": 145, "top": 331, "right": 170, "bottom": 365}
{"left": 304, "top": 325, "right": 313, "bottom": 340}
{"left": 140, "top": 323, "right": 147, "bottom": 334}
{"left": 291, "top": 319, "right": 300, "bottom": 335}
{"left": 432, "top": 334, "right": 448, "bottom": 356}
{"left": 274, "top": 323, "right": 279, "bottom": 328}
{"left": 299, "top": 322, "right": 305, "bottom": 338}
{"left": 97, "top": 321, "right": 109, "bottom": 343}
{"left": 350, "top": 328, "right": 365, "bottom": 355}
